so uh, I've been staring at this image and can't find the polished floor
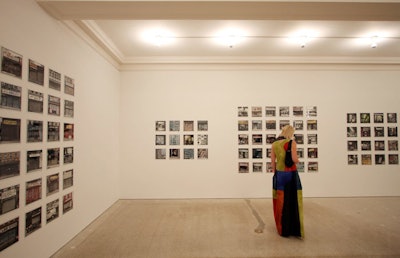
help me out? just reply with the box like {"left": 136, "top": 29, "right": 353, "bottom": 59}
{"left": 51, "top": 197, "right": 400, "bottom": 258}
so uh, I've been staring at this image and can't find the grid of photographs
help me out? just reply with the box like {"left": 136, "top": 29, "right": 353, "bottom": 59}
{"left": 0, "top": 46, "right": 74, "bottom": 252}
{"left": 155, "top": 120, "right": 208, "bottom": 160}
{"left": 238, "top": 106, "right": 319, "bottom": 173}
{"left": 346, "top": 112, "right": 399, "bottom": 165}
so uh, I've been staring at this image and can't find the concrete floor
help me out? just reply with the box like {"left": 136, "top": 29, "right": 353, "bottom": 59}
{"left": 51, "top": 197, "right": 400, "bottom": 258}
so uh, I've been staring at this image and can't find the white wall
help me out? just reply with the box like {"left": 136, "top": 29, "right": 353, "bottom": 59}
{"left": 0, "top": 0, "right": 120, "bottom": 257}
{"left": 119, "top": 68, "right": 400, "bottom": 199}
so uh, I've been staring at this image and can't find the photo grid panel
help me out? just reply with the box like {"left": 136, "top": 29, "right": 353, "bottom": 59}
{"left": 155, "top": 120, "right": 208, "bottom": 160}
{"left": 238, "top": 106, "right": 319, "bottom": 173}
{"left": 346, "top": 112, "right": 399, "bottom": 165}
{"left": 0, "top": 46, "right": 75, "bottom": 252}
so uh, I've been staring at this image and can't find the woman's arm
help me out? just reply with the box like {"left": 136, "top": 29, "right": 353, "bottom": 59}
{"left": 271, "top": 145, "right": 276, "bottom": 171}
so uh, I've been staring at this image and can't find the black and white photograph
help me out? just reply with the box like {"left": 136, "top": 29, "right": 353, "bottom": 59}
{"left": 28, "top": 59, "right": 44, "bottom": 85}
{"left": 49, "top": 69, "right": 61, "bottom": 91}
{"left": 388, "top": 154, "right": 399, "bottom": 165}
{"left": 265, "top": 120, "right": 276, "bottom": 130}
{"left": 347, "top": 113, "right": 357, "bottom": 123}
{"left": 197, "top": 148, "right": 208, "bottom": 159}
{"left": 387, "top": 113, "right": 397, "bottom": 123}
{"left": 197, "top": 120, "right": 208, "bottom": 131}
{"left": 155, "top": 149, "right": 166, "bottom": 159}
{"left": 0, "top": 184, "right": 19, "bottom": 215}
{"left": 388, "top": 140, "right": 398, "bottom": 151}
{"left": 64, "top": 100, "right": 74, "bottom": 118}
{"left": 169, "top": 135, "right": 180, "bottom": 145}
{"left": 64, "top": 147, "right": 74, "bottom": 164}
{"left": 293, "top": 120, "right": 304, "bottom": 130}
{"left": 347, "top": 127, "right": 357, "bottom": 137}
{"left": 238, "top": 148, "right": 249, "bottom": 159}
{"left": 279, "top": 120, "right": 290, "bottom": 129}
{"left": 374, "top": 113, "right": 384, "bottom": 123}
{"left": 238, "top": 162, "right": 249, "bottom": 173}
{"left": 169, "top": 148, "right": 180, "bottom": 159}
{"left": 1, "top": 47, "right": 22, "bottom": 78}
{"left": 308, "top": 162, "right": 318, "bottom": 172}
{"left": 362, "top": 154, "right": 372, "bottom": 165}
{"left": 238, "top": 134, "right": 249, "bottom": 145}
{"left": 374, "top": 127, "right": 384, "bottom": 137}
{"left": 155, "top": 121, "right": 166, "bottom": 131}
{"left": 64, "top": 76, "right": 75, "bottom": 96}
{"left": 307, "top": 120, "right": 317, "bottom": 130}
{"left": 266, "top": 148, "right": 272, "bottom": 158}
{"left": 47, "top": 148, "right": 60, "bottom": 168}
{"left": 0, "top": 217, "right": 19, "bottom": 252}
{"left": 375, "top": 141, "right": 385, "bottom": 151}
{"left": 361, "top": 127, "right": 371, "bottom": 137}
{"left": 360, "top": 113, "right": 371, "bottom": 123}
{"left": 169, "top": 120, "right": 180, "bottom": 131}
{"left": 266, "top": 134, "right": 276, "bottom": 144}
{"left": 238, "top": 106, "right": 248, "bottom": 117}
{"left": 197, "top": 134, "right": 208, "bottom": 145}
{"left": 64, "top": 123, "right": 74, "bottom": 141}
{"left": 348, "top": 154, "right": 358, "bottom": 165}
{"left": 252, "top": 120, "right": 262, "bottom": 130}
{"left": 297, "top": 148, "right": 304, "bottom": 158}
{"left": 361, "top": 141, "right": 372, "bottom": 151}
{"left": 252, "top": 134, "right": 263, "bottom": 145}
{"left": 306, "top": 106, "right": 317, "bottom": 117}
{"left": 252, "top": 148, "right": 263, "bottom": 159}
{"left": 155, "top": 135, "right": 166, "bottom": 145}
{"left": 265, "top": 106, "right": 276, "bottom": 117}
{"left": 184, "top": 120, "right": 194, "bottom": 131}
{"left": 294, "top": 134, "right": 304, "bottom": 144}
{"left": 347, "top": 141, "right": 358, "bottom": 151}
{"left": 0, "top": 82, "right": 21, "bottom": 110}
{"left": 308, "top": 148, "right": 318, "bottom": 158}
{"left": 48, "top": 95, "right": 60, "bottom": 116}
{"left": 388, "top": 126, "right": 398, "bottom": 137}
{"left": 27, "top": 90, "right": 43, "bottom": 113}
{"left": 25, "top": 207, "right": 42, "bottom": 237}
{"left": 63, "top": 169, "right": 74, "bottom": 189}
{"left": 27, "top": 150, "right": 42, "bottom": 172}
{"left": 375, "top": 154, "right": 385, "bottom": 165}
{"left": 183, "top": 149, "right": 194, "bottom": 159}
{"left": 46, "top": 199, "right": 59, "bottom": 224}
{"left": 252, "top": 106, "right": 262, "bottom": 117}
{"left": 279, "top": 106, "right": 289, "bottom": 117}
{"left": 238, "top": 120, "right": 248, "bottom": 131}
{"left": 266, "top": 162, "right": 273, "bottom": 173}
{"left": 63, "top": 192, "right": 73, "bottom": 214}
{"left": 183, "top": 135, "right": 194, "bottom": 145}
{"left": 27, "top": 120, "right": 43, "bottom": 142}
{"left": 48, "top": 121, "right": 60, "bottom": 142}
{"left": 26, "top": 178, "right": 42, "bottom": 205}
{"left": 47, "top": 173, "right": 59, "bottom": 196}
{"left": 0, "top": 151, "right": 20, "bottom": 180}
{"left": 0, "top": 117, "right": 20, "bottom": 143}
{"left": 293, "top": 106, "right": 304, "bottom": 117}
{"left": 253, "top": 162, "right": 263, "bottom": 173}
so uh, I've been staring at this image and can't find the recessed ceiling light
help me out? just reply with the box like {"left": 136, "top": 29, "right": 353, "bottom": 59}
{"left": 141, "top": 29, "right": 176, "bottom": 47}
{"left": 213, "top": 28, "right": 246, "bottom": 48}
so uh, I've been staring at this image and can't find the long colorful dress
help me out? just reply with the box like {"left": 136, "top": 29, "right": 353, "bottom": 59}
{"left": 272, "top": 138, "right": 304, "bottom": 238}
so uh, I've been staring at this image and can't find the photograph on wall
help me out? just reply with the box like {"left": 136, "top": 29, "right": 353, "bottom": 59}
{"left": 28, "top": 59, "right": 44, "bottom": 86}
{"left": 266, "top": 162, "right": 273, "bottom": 173}
{"left": 374, "top": 113, "right": 384, "bottom": 123}
{"left": 252, "top": 106, "right": 262, "bottom": 117}
{"left": 183, "top": 135, "right": 194, "bottom": 145}
{"left": 293, "top": 106, "right": 304, "bottom": 117}
{"left": 266, "top": 148, "right": 272, "bottom": 158}
{"left": 0, "top": 82, "right": 21, "bottom": 110}
{"left": 155, "top": 135, "right": 166, "bottom": 145}
{"left": 347, "top": 141, "right": 358, "bottom": 151}
{"left": 27, "top": 90, "right": 43, "bottom": 113}
{"left": 347, "top": 127, "right": 357, "bottom": 137}
{"left": 253, "top": 162, "right": 263, "bottom": 173}
{"left": 347, "top": 113, "right": 357, "bottom": 123}
{"left": 25, "top": 178, "right": 42, "bottom": 205}
{"left": 361, "top": 154, "right": 372, "bottom": 165}
{"left": 48, "top": 95, "right": 60, "bottom": 116}
{"left": 183, "top": 149, "right": 194, "bottom": 159}
{"left": 388, "top": 126, "right": 398, "bottom": 137}
{"left": 0, "top": 117, "right": 20, "bottom": 143}
{"left": 308, "top": 162, "right": 318, "bottom": 172}
{"left": 374, "top": 127, "right": 384, "bottom": 137}
{"left": 388, "top": 154, "right": 399, "bottom": 165}
{"left": 238, "top": 120, "right": 248, "bottom": 131}
{"left": 63, "top": 192, "right": 73, "bottom": 214}
{"left": 155, "top": 149, "right": 166, "bottom": 159}
{"left": 306, "top": 106, "right": 317, "bottom": 117}
{"left": 63, "top": 147, "right": 74, "bottom": 164}
{"left": 266, "top": 134, "right": 276, "bottom": 144}
{"left": 46, "top": 173, "right": 59, "bottom": 196}
{"left": 297, "top": 162, "right": 305, "bottom": 172}
{"left": 348, "top": 154, "right": 358, "bottom": 165}
{"left": 64, "top": 76, "right": 75, "bottom": 96}
{"left": 27, "top": 120, "right": 43, "bottom": 142}
{"left": 49, "top": 69, "right": 61, "bottom": 91}
{"left": 252, "top": 148, "right": 263, "bottom": 159}
{"left": 183, "top": 121, "right": 194, "bottom": 131}
{"left": 375, "top": 140, "right": 385, "bottom": 151}
{"left": 169, "top": 149, "right": 180, "bottom": 159}
{"left": 27, "top": 150, "right": 42, "bottom": 173}
{"left": 387, "top": 113, "right": 397, "bottom": 123}
{"left": 252, "top": 120, "right": 262, "bottom": 131}
{"left": 238, "top": 162, "right": 249, "bottom": 173}
{"left": 1, "top": 47, "right": 22, "bottom": 78}
{"left": 388, "top": 140, "right": 398, "bottom": 151}
{"left": 361, "top": 141, "right": 371, "bottom": 151}
{"left": 64, "top": 100, "right": 74, "bottom": 118}
{"left": 197, "top": 120, "right": 208, "bottom": 131}
{"left": 375, "top": 154, "right": 385, "bottom": 165}
{"left": 0, "top": 151, "right": 20, "bottom": 180}
{"left": 0, "top": 217, "right": 19, "bottom": 252}
{"left": 197, "top": 134, "right": 208, "bottom": 145}
{"left": 360, "top": 113, "right": 370, "bottom": 123}
{"left": 279, "top": 120, "right": 290, "bottom": 129}
{"left": 279, "top": 106, "right": 289, "bottom": 117}
{"left": 308, "top": 148, "right": 318, "bottom": 158}
{"left": 307, "top": 120, "right": 318, "bottom": 130}
{"left": 169, "top": 120, "right": 180, "bottom": 131}
{"left": 0, "top": 184, "right": 19, "bottom": 215}
{"left": 265, "top": 106, "right": 276, "bottom": 117}
{"left": 63, "top": 123, "right": 74, "bottom": 141}
{"left": 297, "top": 148, "right": 304, "bottom": 158}
{"left": 63, "top": 169, "right": 74, "bottom": 189}
{"left": 46, "top": 199, "right": 59, "bottom": 224}
{"left": 361, "top": 127, "right": 371, "bottom": 137}
{"left": 265, "top": 120, "right": 276, "bottom": 130}
{"left": 293, "top": 120, "right": 304, "bottom": 130}
{"left": 155, "top": 121, "right": 166, "bottom": 131}
{"left": 238, "top": 134, "right": 248, "bottom": 145}
{"left": 169, "top": 135, "right": 179, "bottom": 145}
{"left": 294, "top": 134, "right": 304, "bottom": 144}
{"left": 252, "top": 134, "right": 262, "bottom": 145}
{"left": 239, "top": 148, "right": 249, "bottom": 159}
{"left": 198, "top": 148, "right": 208, "bottom": 159}
{"left": 238, "top": 106, "right": 248, "bottom": 117}
{"left": 48, "top": 121, "right": 60, "bottom": 142}
{"left": 47, "top": 148, "right": 60, "bottom": 168}
{"left": 25, "top": 207, "right": 41, "bottom": 237}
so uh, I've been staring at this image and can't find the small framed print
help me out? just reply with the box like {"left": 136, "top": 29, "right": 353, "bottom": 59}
{"left": 306, "top": 106, "right": 317, "bottom": 117}
{"left": 197, "top": 120, "right": 208, "bottom": 131}
{"left": 238, "top": 162, "right": 249, "bottom": 173}
{"left": 253, "top": 162, "right": 263, "bottom": 173}
{"left": 183, "top": 149, "right": 194, "bottom": 159}
{"left": 347, "top": 141, "right": 357, "bottom": 151}
{"left": 252, "top": 106, "right": 262, "bottom": 117}
{"left": 252, "top": 120, "right": 262, "bottom": 131}
{"left": 252, "top": 134, "right": 262, "bottom": 145}
{"left": 49, "top": 69, "right": 61, "bottom": 91}
{"left": 64, "top": 76, "right": 75, "bottom": 96}
{"left": 360, "top": 113, "right": 370, "bottom": 123}
{"left": 169, "top": 149, "right": 180, "bottom": 159}
{"left": 347, "top": 127, "right": 357, "bottom": 137}
{"left": 388, "top": 154, "right": 399, "bottom": 165}
{"left": 25, "top": 207, "right": 42, "bottom": 236}
{"left": 155, "top": 121, "right": 166, "bottom": 131}
{"left": 375, "top": 154, "right": 385, "bottom": 165}
{"left": 387, "top": 113, "right": 397, "bottom": 123}
{"left": 280, "top": 120, "right": 290, "bottom": 129}
{"left": 388, "top": 126, "right": 398, "bottom": 137}
{"left": 238, "top": 148, "right": 249, "bottom": 159}
{"left": 238, "top": 134, "right": 249, "bottom": 145}
{"left": 293, "top": 106, "right": 304, "bottom": 117}
{"left": 169, "top": 135, "right": 180, "bottom": 145}
{"left": 361, "top": 127, "right": 371, "bottom": 137}
{"left": 361, "top": 141, "right": 371, "bottom": 151}
{"left": 198, "top": 148, "right": 208, "bottom": 159}
{"left": 307, "top": 120, "right": 317, "bottom": 130}
{"left": 265, "top": 106, "right": 276, "bottom": 117}
{"left": 238, "top": 120, "right": 248, "bottom": 131}
{"left": 252, "top": 148, "right": 263, "bottom": 159}
{"left": 374, "top": 141, "right": 385, "bottom": 151}
{"left": 266, "top": 134, "right": 276, "bottom": 144}
{"left": 265, "top": 120, "right": 276, "bottom": 130}
{"left": 347, "top": 113, "right": 357, "bottom": 123}
{"left": 183, "top": 121, "right": 194, "bottom": 131}
{"left": 64, "top": 123, "right": 74, "bottom": 141}
{"left": 308, "top": 162, "right": 318, "bottom": 172}
{"left": 348, "top": 154, "right": 358, "bottom": 165}
{"left": 1, "top": 47, "right": 22, "bottom": 78}
{"left": 28, "top": 59, "right": 44, "bottom": 86}
{"left": 374, "top": 127, "right": 384, "bottom": 137}
{"left": 0, "top": 82, "right": 21, "bottom": 110}
{"left": 388, "top": 140, "right": 398, "bottom": 151}
{"left": 155, "top": 135, "right": 166, "bottom": 145}
{"left": 279, "top": 106, "right": 289, "bottom": 117}
{"left": 374, "top": 113, "right": 384, "bottom": 123}
{"left": 155, "top": 149, "right": 166, "bottom": 159}
{"left": 197, "top": 134, "right": 208, "bottom": 145}
{"left": 238, "top": 106, "right": 248, "bottom": 117}
{"left": 183, "top": 135, "right": 194, "bottom": 145}
{"left": 169, "top": 120, "right": 180, "bottom": 131}
{"left": 361, "top": 154, "right": 372, "bottom": 165}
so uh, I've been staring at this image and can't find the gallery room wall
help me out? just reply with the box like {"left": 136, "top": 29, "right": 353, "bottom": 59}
{"left": 119, "top": 68, "right": 400, "bottom": 199}
{"left": 0, "top": 0, "right": 120, "bottom": 257}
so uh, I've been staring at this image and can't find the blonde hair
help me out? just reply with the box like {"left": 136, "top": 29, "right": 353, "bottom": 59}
{"left": 279, "top": 125, "right": 295, "bottom": 139}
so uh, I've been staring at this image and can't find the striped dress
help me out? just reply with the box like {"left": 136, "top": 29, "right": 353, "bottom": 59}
{"left": 272, "top": 138, "right": 304, "bottom": 238}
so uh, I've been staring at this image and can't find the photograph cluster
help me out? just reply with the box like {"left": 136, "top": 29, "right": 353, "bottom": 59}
{"left": 238, "top": 106, "right": 319, "bottom": 173}
{"left": 0, "top": 46, "right": 74, "bottom": 252}
{"left": 347, "top": 112, "right": 399, "bottom": 165}
{"left": 155, "top": 120, "right": 208, "bottom": 160}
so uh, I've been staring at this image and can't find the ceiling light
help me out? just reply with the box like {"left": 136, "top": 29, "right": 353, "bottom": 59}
{"left": 370, "top": 36, "right": 379, "bottom": 48}
{"left": 141, "top": 29, "right": 175, "bottom": 47}
{"left": 213, "top": 28, "right": 246, "bottom": 48}
{"left": 299, "top": 35, "right": 309, "bottom": 48}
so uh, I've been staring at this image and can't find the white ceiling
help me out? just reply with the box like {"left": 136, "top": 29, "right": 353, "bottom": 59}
{"left": 37, "top": 0, "right": 400, "bottom": 67}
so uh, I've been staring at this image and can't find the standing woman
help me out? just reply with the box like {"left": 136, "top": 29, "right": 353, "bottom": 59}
{"left": 271, "top": 125, "right": 304, "bottom": 239}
